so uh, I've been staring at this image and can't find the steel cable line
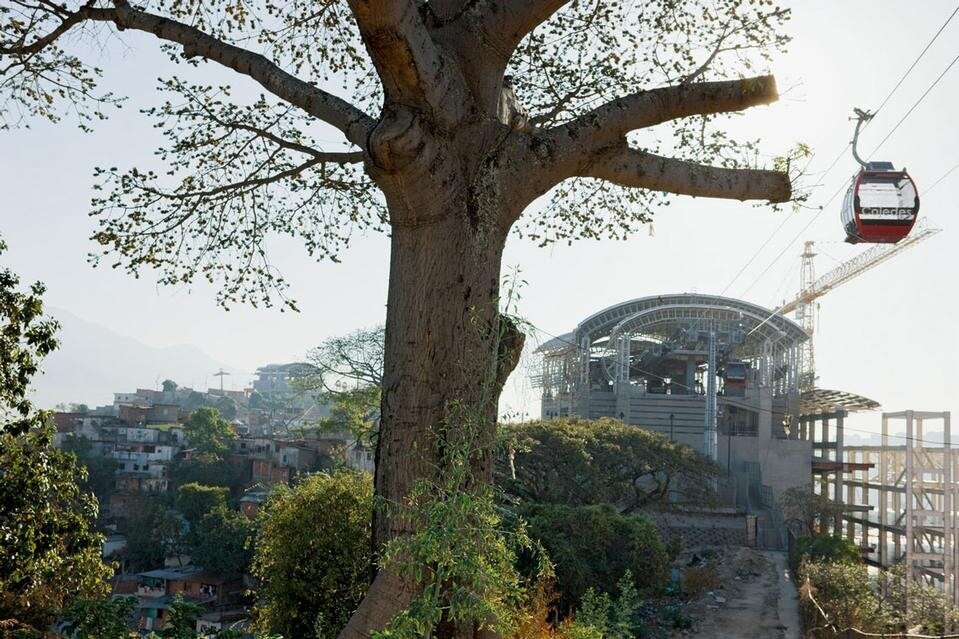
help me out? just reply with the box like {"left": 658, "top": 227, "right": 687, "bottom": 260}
{"left": 926, "top": 159, "right": 959, "bottom": 194}
{"left": 744, "top": 32, "right": 959, "bottom": 334}
{"left": 729, "top": 6, "right": 959, "bottom": 300}
{"left": 869, "top": 4, "right": 959, "bottom": 118}
{"left": 867, "top": 49, "right": 959, "bottom": 159}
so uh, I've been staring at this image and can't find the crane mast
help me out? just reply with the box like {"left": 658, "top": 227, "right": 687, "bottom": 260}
{"left": 776, "top": 225, "right": 941, "bottom": 389}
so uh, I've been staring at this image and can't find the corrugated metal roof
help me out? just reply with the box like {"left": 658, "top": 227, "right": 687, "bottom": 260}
{"left": 800, "top": 387, "right": 880, "bottom": 416}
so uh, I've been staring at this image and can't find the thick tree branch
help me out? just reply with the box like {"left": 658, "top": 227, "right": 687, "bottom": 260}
{"left": 551, "top": 75, "right": 780, "bottom": 147}
{"left": 347, "top": 0, "right": 465, "bottom": 117}
{"left": 584, "top": 145, "right": 791, "bottom": 202}
{"left": 472, "top": 0, "right": 570, "bottom": 60}
{"left": 0, "top": 2, "right": 375, "bottom": 147}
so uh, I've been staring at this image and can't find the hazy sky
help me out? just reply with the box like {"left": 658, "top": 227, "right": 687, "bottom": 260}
{"left": 2, "top": 1, "right": 958, "bottom": 442}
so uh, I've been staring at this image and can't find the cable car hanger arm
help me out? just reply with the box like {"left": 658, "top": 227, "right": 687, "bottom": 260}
{"left": 850, "top": 107, "right": 875, "bottom": 168}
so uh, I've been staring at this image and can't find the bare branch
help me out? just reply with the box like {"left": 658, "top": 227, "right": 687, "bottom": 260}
{"left": 584, "top": 145, "right": 791, "bottom": 203}
{"left": 0, "top": 2, "right": 375, "bottom": 146}
{"left": 551, "top": 75, "right": 780, "bottom": 148}
{"left": 0, "top": 3, "right": 96, "bottom": 56}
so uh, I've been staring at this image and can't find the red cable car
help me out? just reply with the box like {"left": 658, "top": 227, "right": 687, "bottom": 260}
{"left": 841, "top": 162, "right": 919, "bottom": 244}
{"left": 840, "top": 108, "right": 920, "bottom": 244}
{"left": 722, "top": 360, "right": 748, "bottom": 397}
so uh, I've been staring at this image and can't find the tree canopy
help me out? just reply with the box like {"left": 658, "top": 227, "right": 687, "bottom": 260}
{"left": 0, "top": 239, "right": 112, "bottom": 634}
{"left": 175, "top": 482, "right": 229, "bottom": 526}
{"left": 183, "top": 406, "right": 236, "bottom": 459}
{"left": 188, "top": 507, "right": 253, "bottom": 581}
{"left": 498, "top": 418, "right": 721, "bottom": 512}
{"left": 297, "top": 325, "right": 384, "bottom": 446}
{"left": 122, "top": 499, "right": 187, "bottom": 571}
{"left": 250, "top": 471, "right": 373, "bottom": 639}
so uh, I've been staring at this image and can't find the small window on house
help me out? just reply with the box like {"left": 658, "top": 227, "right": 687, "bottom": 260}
{"left": 133, "top": 464, "right": 140, "bottom": 471}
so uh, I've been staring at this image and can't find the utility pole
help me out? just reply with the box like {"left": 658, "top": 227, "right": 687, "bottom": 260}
{"left": 669, "top": 413, "right": 675, "bottom": 442}
{"left": 704, "top": 330, "right": 718, "bottom": 464}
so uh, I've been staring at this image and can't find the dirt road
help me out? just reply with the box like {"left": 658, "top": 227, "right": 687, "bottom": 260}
{"left": 681, "top": 547, "right": 801, "bottom": 639}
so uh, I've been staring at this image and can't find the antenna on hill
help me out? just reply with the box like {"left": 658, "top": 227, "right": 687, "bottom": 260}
{"left": 213, "top": 369, "right": 230, "bottom": 393}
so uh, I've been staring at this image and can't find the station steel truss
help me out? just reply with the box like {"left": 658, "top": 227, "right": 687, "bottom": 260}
{"left": 530, "top": 294, "right": 808, "bottom": 398}
{"left": 840, "top": 411, "right": 958, "bottom": 608}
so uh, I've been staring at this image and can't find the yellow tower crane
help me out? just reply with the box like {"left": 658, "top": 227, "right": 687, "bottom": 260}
{"left": 775, "top": 223, "right": 941, "bottom": 389}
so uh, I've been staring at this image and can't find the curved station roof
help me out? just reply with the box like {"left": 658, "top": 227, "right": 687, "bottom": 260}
{"left": 540, "top": 293, "right": 808, "bottom": 357}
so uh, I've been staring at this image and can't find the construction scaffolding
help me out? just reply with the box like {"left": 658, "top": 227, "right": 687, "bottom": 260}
{"left": 842, "top": 411, "right": 958, "bottom": 606}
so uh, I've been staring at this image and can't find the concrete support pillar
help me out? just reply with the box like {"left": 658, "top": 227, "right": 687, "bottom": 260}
{"left": 614, "top": 333, "right": 631, "bottom": 422}
{"left": 836, "top": 412, "right": 845, "bottom": 535}
{"left": 685, "top": 357, "right": 697, "bottom": 395}
{"left": 758, "top": 384, "right": 772, "bottom": 441}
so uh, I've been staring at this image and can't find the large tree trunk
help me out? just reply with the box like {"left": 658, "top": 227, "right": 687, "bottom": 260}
{"left": 339, "top": 200, "right": 514, "bottom": 639}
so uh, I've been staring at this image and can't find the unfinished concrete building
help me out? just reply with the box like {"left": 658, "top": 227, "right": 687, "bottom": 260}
{"left": 531, "top": 294, "right": 815, "bottom": 524}
{"left": 835, "top": 411, "right": 958, "bottom": 606}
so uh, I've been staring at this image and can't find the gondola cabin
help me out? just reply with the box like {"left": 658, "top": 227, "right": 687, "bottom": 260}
{"left": 841, "top": 161, "right": 919, "bottom": 244}
{"left": 722, "top": 360, "right": 748, "bottom": 397}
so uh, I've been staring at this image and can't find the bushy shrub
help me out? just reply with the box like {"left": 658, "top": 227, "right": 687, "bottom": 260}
{"left": 250, "top": 471, "right": 372, "bottom": 639}
{"left": 790, "top": 534, "right": 859, "bottom": 572}
{"left": 521, "top": 503, "right": 667, "bottom": 611}
{"left": 799, "top": 558, "right": 883, "bottom": 633}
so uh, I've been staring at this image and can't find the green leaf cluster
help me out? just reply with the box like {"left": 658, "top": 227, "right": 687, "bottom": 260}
{"left": 0, "top": 238, "right": 113, "bottom": 633}
{"left": 567, "top": 572, "right": 645, "bottom": 639}
{"left": 250, "top": 471, "right": 373, "bottom": 639}
{"left": 375, "top": 399, "right": 546, "bottom": 639}
{"left": 498, "top": 418, "right": 721, "bottom": 511}
{"left": 189, "top": 506, "right": 253, "bottom": 581}
{"left": 183, "top": 406, "right": 237, "bottom": 459}
{"left": 520, "top": 504, "right": 668, "bottom": 613}
{"left": 176, "top": 482, "right": 230, "bottom": 526}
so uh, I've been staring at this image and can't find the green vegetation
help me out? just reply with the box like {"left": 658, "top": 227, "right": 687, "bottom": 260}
{"left": 571, "top": 573, "right": 646, "bottom": 639}
{"left": 250, "top": 471, "right": 373, "bottom": 639}
{"left": 520, "top": 504, "right": 668, "bottom": 612}
{"left": 122, "top": 499, "right": 187, "bottom": 571}
{"left": 62, "top": 433, "right": 119, "bottom": 502}
{"left": 175, "top": 482, "right": 229, "bottom": 526}
{"left": 797, "top": 544, "right": 959, "bottom": 635}
{"left": 779, "top": 484, "right": 848, "bottom": 538}
{"left": 61, "top": 596, "right": 138, "bottom": 639}
{"left": 189, "top": 507, "right": 253, "bottom": 580}
{"left": 182, "top": 406, "right": 236, "bottom": 459}
{"left": 0, "top": 238, "right": 113, "bottom": 634}
{"left": 168, "top": 456, "right": 247, "bottom": 496}
{"left": 790, "top": 534, "right": 860, "bottom": 572}
{"left": 297, "top": 325, "right": 384, "bottom": 448}
{"left": 375, "top": 404, "right": 537, "bottom": 639}
{"left": 499, "top": 418, "right": 720, "bottom": 511}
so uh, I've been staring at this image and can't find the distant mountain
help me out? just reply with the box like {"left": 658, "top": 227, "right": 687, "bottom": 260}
{"left": 30, "top": 308, "right": 244, "bottom": 409}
